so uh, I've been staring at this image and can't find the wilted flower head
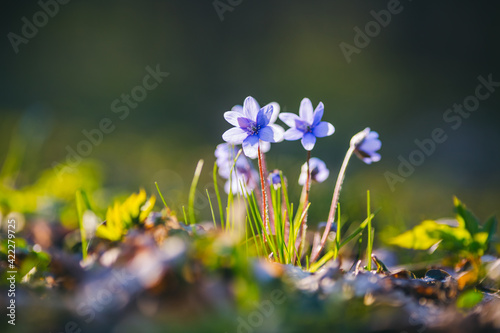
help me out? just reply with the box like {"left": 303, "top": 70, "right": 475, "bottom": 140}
{"left": 214, "top": 143, "right": 258, "bottom": 194}
{"left": 298, "top": 157, "right": 330, "bottom": 185}
{"left": 350, "top": 127, "right": 381, "bottom": 164}
{"left": 279, "top": 98, "right": 335, "bottom": 151}
{"left": 222, "top": 96, "right": 284, "bottom": 159}
{"left": 268, "top": 169, "right": 282, "bottom": 189}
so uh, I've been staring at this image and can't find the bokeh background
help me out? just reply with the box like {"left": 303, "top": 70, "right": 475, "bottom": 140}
{"left": 1, "top": 0, "right": 499, "bottom": 250}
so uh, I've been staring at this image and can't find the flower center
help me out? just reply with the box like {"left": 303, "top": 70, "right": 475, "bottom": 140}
{"left": 311, "top": 166, "right": 319, "bottom": 180}
{"left": 248, "top": 123, "right": 260, "bottom": 135}
{"left": 295, "top": 119, "right": 311, "bottom": 133}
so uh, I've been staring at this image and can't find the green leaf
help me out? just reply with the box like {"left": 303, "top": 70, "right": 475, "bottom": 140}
{"left": 433, "top": 226, "right": 472, "bottom": 252}
{"left": 390, "top": 218, "right": 476, "bottom": 252}
{"left": 454, "top": 196, "right": 480, "bottom": 236}
{"left": 482, "top": 215, "right": 498, "bottom": 245}
{"left": 456, "top": 290, "right": 483, "bottom": 309}
{"left": 389, "top": 220, "right": 444, "bottom": 250}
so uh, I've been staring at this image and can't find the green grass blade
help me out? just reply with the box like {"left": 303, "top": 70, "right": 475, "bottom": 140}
{"left": 270, "top": 186, "right": 284, "bottom": 262}
{"left": 75, "top": 190, "right": 89, "bottom": 260}
{"left": 250, "top": 191, "right": 278, "bottom": 258}
{"left": 339, "top": 213, "right": 375, "bottom": 249}
{"left": 244, "top": 203, "right": 262, "bottom": 258}
{"left": 334, "top": 203, "right": 341, "bottom": 260}
{"left": 213, "top": 162, "right": 225, "bottom": 229}
{"left": 309, "top": 250, "right": 334, "bottom": 273}
{"left": 182, "top": 206, "right": 188, "bottom": 225}
{"left": 155, "top": 181, "right": 169, "bottom": 210}
{"left": 311, "top": 208, "right": 379, "bottom": 273}
{"left": 188, "top": 159, "right": 204, "bottom": 225}
{"left": 245, "top": 214, "right": 249, "bottom": 257}
{"left": 366, "top": 190, "right": 372, "bottom": 271}
{"left": 227, "top": 185, "right": 234, "bottom": 231}
{"left": 206, "top": 189, "right": 216, "bottom": 229}
{"left": 244, "top": 191, "right": 266, "bottom": 257}
{"left": 280, "top": 172, "right": 292, "bottom": 218}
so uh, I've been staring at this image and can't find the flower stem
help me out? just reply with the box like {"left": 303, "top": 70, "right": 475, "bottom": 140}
{"left": 260, "top": 148, "right": 275, "bottom": 234}
{"left": 366, "top": 190, "right": 372, "bottom": 271}
{"left": 298, "top": 151, "right": 311, "bottom": 259}
{"left": 257, "top": 145, "right": 269, "bottom": 242}
{"left": 310, "top": 146, "right": 355, "bottom": 263}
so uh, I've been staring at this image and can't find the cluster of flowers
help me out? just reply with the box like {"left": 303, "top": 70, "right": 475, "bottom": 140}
{"left": 214, "top": 95, "right": 382, "bottom": 263}
{"left": 215, "top": 96, "right": 381, "bottom": 194}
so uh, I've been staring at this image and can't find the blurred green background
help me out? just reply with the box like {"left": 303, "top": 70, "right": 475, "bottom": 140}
{"left": 1, "top": 1, "right": 499, "bottom": 245}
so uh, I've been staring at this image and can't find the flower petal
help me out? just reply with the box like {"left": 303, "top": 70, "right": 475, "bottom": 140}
{"left": 359, "top": 138, "right": 381, "bottom": 152}
{"left": 243, "top": 96, "right": 260, "bottom": 120}
{"left": 283, "top": 128, "right": 304, "bottom": 141}
{"left": 312, "top": 102, "right": 324, "bottom": 126}
{"left": 299, "top": 98, "right": 314, "bottom": 124}
{"left": 215, "top": 143, "right": 233, "bottom": 160}
{"left": 312, "top": 122, "right": 335, "bottom": 138}
{"left": 268, "top": 124, "right": 284, "bottom": 142}
{"left": 237, "top": 117, "right": 253, "bottom": 129}
{"left": 224, "top": 180, "right": 231, "bottom": 194}
{"left": 294, "top": 119, "right": 309, "bottom": 133}
{"left": 242, "top": 135, "right": 259, "bottom": 159}
{"left": 298, "top": 172, "right": 307, "bottom": 186}
{"left": 268, "top": 171, "right": 282, "bottom": 185}
{"left": 366, "top": 131, "right": 379, "bottom": 140}
{"left": 222, "top": 127, "right": 248, "bottom": 144}
{"left": 315, "top": 168, "right": 329, "bottom": 183}
{"left": 260, "top": 140, "right": 271, "bottom": 154}
{"left": 224, "top": 111, "right": 244, "bottom": 127}
{"left": 258, "top": 124, "right": 283, "bottom": 143}
{"left": 301, "top": 132, "right": 316, "bottom": 151}
{"left": 256, "top": 105, "right": 273, "bottom": 127}
{"left": 311, "top": 157, "right": 330, "bottom": 183}
{"left": 279, "top": 112, "right": 301, "bottom": 128}
{"left": 370, "top": 153, "right": 381, "bottom": 162}
{"left": 215, "top": 143, "right": 238, "bottom": 179}
{"left": 298, "top": 161, "right": 310, "bottom": 186}
{"left": 231, "top": 105, "right": 244, "bottom": 113}
{"left": 258, "top": 126, "right": 274, "bottom": 142}
{"left": 362, "top": 157, "right": 373, "bottom": 165}
{"left": 266, "top": 102, "right": 280, "bottom": 124}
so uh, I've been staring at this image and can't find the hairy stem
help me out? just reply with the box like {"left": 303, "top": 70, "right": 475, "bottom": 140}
{"left": 310, "top": 146, "right": 355, "bottom": 263}
{"left": 257, "top": 145, "right": 269, "bottom": 242}
{"left": 260, "top": 147, "right": 275, "bottom": 234}
{"left": 298, "top": 151, "right": 311, "bottom": 260}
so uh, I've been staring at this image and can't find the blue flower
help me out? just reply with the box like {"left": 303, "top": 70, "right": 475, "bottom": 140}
{"left": 298, "top": 157, "right": 330, "bottom": 185}
{"left": 222, "top": 97, "right": 284, "bottom": 159}
{"left": 279, "top": 98, "right": 335, "bottom": 151}
{"left": 214, "top": 143, "right": 258, "bottom": 194}
{"left": 268, "top": 169, "right": 282, "bottom": 188}
{"left": 351, "top": 128, "right": 381, "bottom": 164}
{"left": 215, "top": 143, "right": 246, "bottom": 178}
{"left": 225, "top": 168, "right": 259, "bottom": 195}
{"left": 230, "top": 102, "right": 282, "bottom": 157}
